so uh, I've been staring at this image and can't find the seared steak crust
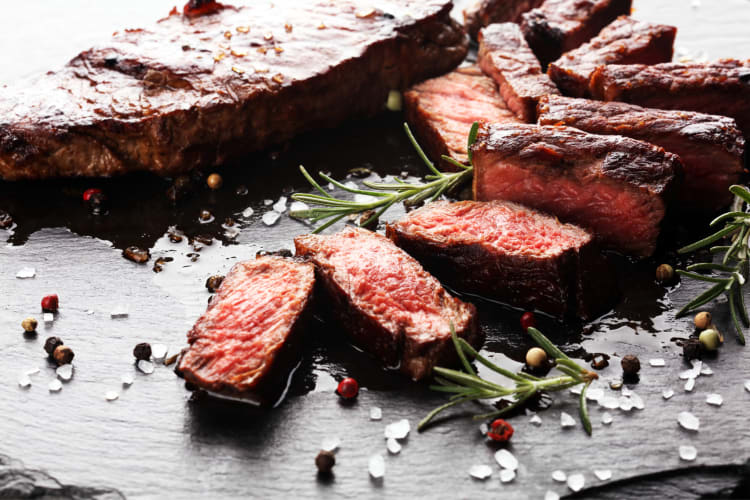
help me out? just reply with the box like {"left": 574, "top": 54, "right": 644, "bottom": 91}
{"left": 463, "top": 0, "right": 545, "bottom": 39}
{"left": 538, "top": 95, "right": 745, "bottom": 211}
{"left": 294, "top": 227, "right": 480, "bottom": 381}
{"left": 548, "top": 16, "right": 675, "bottom": 97}
{"left": 0, "top": 1, "right": 468, "bottom": 180}
{"left": 387, "top": 200, "right": 615, "bottom": 319}
{"left": 478, "top": 23, "right": 560, "bottom": 122}
{"left": 471, "top": 123, "right": 681, "bottom": 257}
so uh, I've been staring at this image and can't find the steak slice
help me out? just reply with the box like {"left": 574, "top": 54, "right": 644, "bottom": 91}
{"left": 521, "top": 0, "right": 633, "bottom": 68}
{"left": 589, "top": 61, "right": 750, "bottom": 139}
{"left": 294, "top": 227, "right": 480, "bottom": 380}
{"left": 463, "top": 0, "right": 545, "bottom": 39}
{"left": 177, "top": 256, "right": 315, "bottom": 403}
{"left": 471, "top": 123, "right": 681, "bottom": 257}
{"left": 404, "top": 66, "right": 521, "bottom": 167}
{"left": 538, "top": 95, "right": 745, "bottom": 211}
{"left": 478, "top": 23, "right": 561, "bottom": 122}
{"left": 0, "top": 1, "right": 468, "bottom": 180}
{"left": 387, "top": 200, "right": 615, "bottom": 319}
{"left": 547, "top": 16, "right": 676, "bottom": 97}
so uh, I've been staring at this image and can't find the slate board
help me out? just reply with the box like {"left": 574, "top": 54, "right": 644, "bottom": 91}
{"left": 1, "top": 1, "right": 750, "bottom": 499}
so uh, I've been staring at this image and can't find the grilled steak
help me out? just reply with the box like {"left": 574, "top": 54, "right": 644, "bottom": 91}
{"left": 548, "top": 16, "right": 676, "bottom": 97}
{"left": 0, "top": 1, "right": 468, "bottom": 181}
{"left": 538, "top": 95, "right": 745, "bottom": 211}
{"left": 463, "top": 0, "right": 545, "bottom": 39}
{"left": 387, "top": 200, "right": 615, "bottom": 319}
{"left": 589, "top": 60, "right": 750, "bottom": 139}
{"left": 404, "top": 66, "right": 521, "bottom": 166}
{"left": 471, "top": 123, "right": 681, "bottom": 257}
{"left": 521, "top": 0, "right": 633, "bottom": 68}
{"left": 478, "top": 23, "right": 560, "bottom": 122}
{"left": 294, "top": 227, "right": 480, "bottom": 380}
{"left": 177, "top": 256, "right": 315, "bottom": 403}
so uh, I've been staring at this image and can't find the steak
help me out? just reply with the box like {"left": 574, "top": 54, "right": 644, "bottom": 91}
{"left": 589, "top": 60, "right": 750, "bottom": 139}
{"left": 463, "top": 0, "right": 545, "bottom": 39}
{"left": 387, "top": 200, "right": 615, "bottom": 319}
{"left": 547, "top": 16, "right": 676, "bottom": 97}
{"left": 177, "top": 256, "right": 316, "bottom": 403}
{"left": 521, "top": 0, "right": 633, "bottom": 68}
{"left": 0, "top": 0, "right": 468, "bottom": 181}
{"left": 404, "top": 66, "right": 521, "bottom": 167}
{"left": 538, "top": 95, "right": 745, "bottom": 211}
{"left": 294, "top": 227, "right": 480, "bottom": 380}
{"left": 478, "top": 23, "right": 561, "bottom": 122}
{"left": 471, "top": 123, "right": 681, "bottom": 257}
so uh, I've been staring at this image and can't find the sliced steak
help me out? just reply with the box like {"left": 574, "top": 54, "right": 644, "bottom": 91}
{"left": 471, "top": 123, "right": 681, "bottom": 257}
{"left": 538, "top": 95, "right": 745, "bottom": 211}
{"left": 0, "top": 1, "right": 468, "bottom": 180}
{"left": 478, "top": 23, "right": 560, "bottom": 122}
{"left": 294, "top": 227, "right": 480, "bottom": 380}
{"left": 463, "top": 0, "right": 545, "bottom": 39}
{"left": 177, "top": 256, "right": 315, "bottom": 403}
{"left": 589, "top": 60, "right": 750, "bottom": 139}
{"left": 548, "top": 16, "right": 676, "bottom": 97}
{"left": 404, "top": 66, "right": 521, "bottom": 167}
{"left": 521, "top": 0, "right": 633, "bottom": 68}
{"left": 387, "top": 200, "right": 615, "bottom": 319}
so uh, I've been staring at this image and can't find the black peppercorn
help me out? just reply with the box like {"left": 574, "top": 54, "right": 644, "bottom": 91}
{"left": 682, "top": 338, "right": 702, "bottom": 361}
{"left": 205, "top": 275, "right": 225, "bottom": 293}
{"left": 44, "top": 336, "right": 64, "bottom": 357}
{"left": 621, "top": 355, "right": 641, "bottom": 375}
{"left": 133, "top": 342, "right": 152, "bottom": 361}
{"left": 53, "top": 345, "right": 75, "bottom": 365}
{"left": 315, "top": 450, "right": 335, "bottom": 474}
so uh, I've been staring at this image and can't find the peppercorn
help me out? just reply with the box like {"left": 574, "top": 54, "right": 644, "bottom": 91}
{"left": 123, "top": 246, "right": 150, "bottom": 264}
{"left": 41, "top": 294, "right": 59, "bottom": 313}
{"left": 621, "top": 355, "right": 640, "bottom": 375}
{"left": 520, "top": 311, "right": 536, "bottom": 331}
{"left": 682, "top": 338, "right": 702, "bottom": 360}
{"left": 655, "top": 263, "right": 674, "bottom": 283}
{"left": 53, "top": 345, "right": 75, "bottom": 365}
{"left": 83, "top": 188, "right": 102, "bottom": 202}
{"left": 336, "top": 377, "right": 359, "bottom": 399}
{"left": 44, "top": 336, "right": 64, "bottom": 357}
{"left": 487, "top": 418, "right": 514, "bottom": 443}
{"left": 205, "top": 275, "right": 225, "bottom": 293}
{"left": 315, "top": 450, "right": 336, "bottom": 474}
{"left": 525, "top": 347, "right": 547, "bottom": 368}
{"left": 87, "top": 192, "right": 108, "bottom": 215}
{"left": 699, "top": 329, "right": 721, "bottom": 351}
{"left": 590, "top": 353, "right": 610, "bottom": 370}
{"left": 133, "top": 342, "right": 152, "bottom": 361}
{"left": 693, "top": 311, "right": 712, "bottom": 330}
{"left": 206, "top": 173, "right": 223, "bottom": 190}
{"left": 21, "top": 317, "right": 38, "bottom": 333}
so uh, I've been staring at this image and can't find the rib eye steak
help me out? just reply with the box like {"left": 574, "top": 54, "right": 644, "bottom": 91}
{"left": 463, "top": 0, "right": 545, "bottom": 39}
{"left": 0, "top": 0, "right": 468, "bottom": 180}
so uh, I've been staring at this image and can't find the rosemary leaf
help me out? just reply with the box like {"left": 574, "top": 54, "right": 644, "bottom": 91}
{"left": 730, "top": 184, "right": 750, "bottom": 204}
{"left": 678, "top": 224, "right": 739, "bottom": 254}
{"left": 729, "top": 288, "right": 747, "bottom": 345}
{"left": 675, "top": 270, "right": 729, "bottom": 284}
{"left": 676, "top": 282, "right": 727, "bottom": 317}
{"left": 580, "top": 381, "right": 592, "bottom": 436}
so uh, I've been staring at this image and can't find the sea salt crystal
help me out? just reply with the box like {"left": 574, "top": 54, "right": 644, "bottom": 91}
{"left": 344, "top": 181, "right": 358, "bottom": 190}
{"left": 599, "top": 396, "right": 620, "bottom": 409}
{"left": 326, "top": 183, "right": 334, "bottom": 191}
{"left": 151, "top": 344, "right": 168, "bottom": 360}
{"left": 680, "top": 366, "right": 700, "bottom": 380}
{"left": 289, "top": 201, "right": 309, "bottom": 213}
{"left": 110, "top": 306, "right": 129, "bottom": 319}
{"left": 706, "top": 393, "right": 723, "bottom": 406}
{"left": 479, "top": 423, "right": 488, "bottom": 435}
{"left": 468, "top": 464, "right": 492, "bottom": 480}
{"left": 272, "top": 196, "right": 288, "bottom": 213}
{"left": 679, "top": 445, "right": 697, "bottom": 461}
{"left": 630, "top": 392, "right": 645, "bottom": 410}
{"left": 26, "top": 368, "right": 40, "bottom": 376}
{"left": 43, "top": 313, "right": 54, "bottom": 324}
{"left": 560, "top": 412, "right": 576, "bottom": 428}
{"left": 621, "top": 386, "right": 632, "bottom": 397}
{"left": 552, "top": 470, "right": 567, "bottom": 482}
{"left": 368, "top": 454, "right": 385, "bottom": 479}
{"left": 262, "top": 211, "right": 281, "bottom": 226}
{"left": 242, "top": 207, "right": 254, "bottom": 218}
{"left": 684, "top": 378, "right": 696, "bottom": 392}
{"left": 48, "top": 379, "right": 62, "bottom": 392}
{"left": 386, "top": 438, "right": 401, "bottom": 455}
{"left": 18, "top": 374, "right": 31, "bottom": 388}
{"left": 384, "top": 419, "right": 410, "bottom": 440}
{"left": 56, "top": 364, "right": 73, "bottom": 382}
{"left": 530, "top": 415, "right": 542, "bottom": 426}
{"left": 499, "top": 469, "right": 516, "bottom": 483}
{"left": 16, "top": 267, "right": 36, "bottom": 279}
{"left": 567, "top": 474, "right": 585, "bottom": 492}
{"left": 649, "top": 358, "right": 665, "bottom": 367}
{"left": 137, "top": 360, "right": 155, "bottom": 374}
{"left": 570, "top": 385, "right": 583, "bottom": 395}
{"left": 370, "top": 407, "right": 382, "bottom": 421}
{"left": 545, "top": 491, "right": 560, "bottom": 500}
{"left": 121, "top": 374, "right": 134, "bottom": 387}
{"left": 321, "top": 436, "right": 340, "bottom": 452}
{"left": 263, "top": 199, "right": 273, "bottom": 206}
{"left": 586, "top": 387, "right": 604, "bottom": 401}
{"left": 601, "top": 412, "right": 613, "bottom": 425}
{"left": 700, "top": 366, "right": 713, "bottom": 376}
{"left": 594, "top": 469, "right": 612, "bottom": 481}
{"left": 105, "top": 391, "right": 119, "bottom": 401}
{"left": 494, "top": 449, "right": 518, "bottom": 471}
{"left": 619, "top": 396, "right": 633, "bottom": 412}
{"left": 662, "top": 389, "right": 674, "bottom": 400}
{"left": 678, "top": 411, "right": 700, "bottom": 431}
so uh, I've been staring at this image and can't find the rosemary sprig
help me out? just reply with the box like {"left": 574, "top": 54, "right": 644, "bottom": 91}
{"left": 676, "top": 185, "right": 750, "bottom": 345}
{"left": 418, "top": 326, "right": 598, "bottom": 435}
{"left": 289, "top": 122, "right": 478, "bottom": 233}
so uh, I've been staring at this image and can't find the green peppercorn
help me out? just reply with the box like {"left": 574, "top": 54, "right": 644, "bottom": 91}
{"left": 699, "top": 329, "right": 721, "bottom": 351}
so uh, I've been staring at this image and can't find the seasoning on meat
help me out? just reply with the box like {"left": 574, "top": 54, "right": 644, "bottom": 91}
{"left": 404, "top": 66, "right": 521, "bottom": 167}
{"left": 387, "top": 200, "right": 616, "bottom": 319}
{"left": 0, "top": 1, "right": 468, "bottom": 180}
{"left": 537, "top": 95, "right": 745, "bottom": 211}
{"left": 589, "top": 60, "right": 750, "bottom": 139}
{"left": 177, "top": 256, "right": 315, "bottom": 403}
{"left": 463, "top": 0, "right": 545, "bottom": 39}
{"left": 294, "top": 227, "right": 480, "bottom": 381}
{"left": 478, "top": 23, "right": 560, "bottom": 122}
{"left": 471, "top": 123, "right": 681, "bottom": 257}
{"left": 547, "top": 16, "right": 676, "bottom": 97}
{"left": 521, "top": 0, "right": 633, "bottom": 68}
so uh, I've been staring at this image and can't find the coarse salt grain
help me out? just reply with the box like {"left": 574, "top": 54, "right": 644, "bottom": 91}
{"left": 18, "top": 374, "right": 31, "bottom": 388}
{"left": 601, "top": 412, "right": 613, "bottom": 425}
{"left": 678, "top": 411, "right": 700, "bottom": 431}
{"left": 43, "top": 313, "right": 54, "bottom": 324}
{"left": 599, "top": 396, "right": 619, "bottom": 409}
{"left": 679, "top": 445, "right": 697, "bottom": 461}
{"left": 48, "top": 379, "right": 62, "bottom": 392}
{"left": 567, "top": 474, "right": 585, "bottom": 492}
{"left": 16, "top": 267, "right": 35, "bottom": 279}
{"left": 56, "top": 364, "right": 73, "bottom": 382}
{"left": 26, "top": 368, "right": 40, "bottom": 376}
{"left": 552, "top": 470, "right": 567, "bottom": 482}
{"left": 530, "top": 414, "right": 542, "bottom": 426}
{"left": 706, "top": 393, "right": 723, "bottom": 406}
{"left": 105, "top": 391, "right": 119, "bottom": 401}
{"left": 663, "top": 389, "right": 674, "bottom": 399}
{"left": 151, "top": 344, "right": 168, "bottom": 360}
{"left": 684, "top": 378, "right": 696, "bottom": 392}
{"left": 263, "top": 199, "right": 273, "bottom": 206}
{"left": 500, "top": 469, "right": 516, "bottom": 483}
{"left": 262, "top": 211, "right": 281, "bottom": 226}
{"left": 384, "top": 419, "right": 410, "bottom": 440}
{"left": 368, "top": 454, "right": 385, "bottom": 479}
{"left": 289, "top": 201, "right": 309, "bottom": 213}
{"left": 594, "top": 469, "right": 612, "bottom": 481}
{"left": 545, "top": 491, "right": 560, "bottom": 500}
{"left": 386, "top": 438, "right": 401, "bottom": 455}
{"left": 321, "top": 436, "right": 340, "bottom": 452}
{"left": 494, "top": 449, "right": 518, "bottom": 470}
{"left": 137, "top": 360, "right": 155, "bottom": 374}
{"left": 369, "top": 407, "right": 382, "bottom": 421}
{"left": 272, "top": 196, "right": 288, "bottom": 213}
{"left": 468, "top": 464, "right": 492, "bottom": 480}
{"left": 560, "top": 412, "right": 576, "bottom": 428}
{"left": 630, "top": 392, "right": 645, "bottom": 410}
{"left": 110, "top": 307, "right": 129, "bottom": 319}
{"left": 586, "top": 387, "right": 604, "bottom": 401}
{"left": 242, "top": 207, "right": 254, "bottom": 218}
{"left": 121, "top": 374, "right": 134, "bottom": 386}
{"left": 700, "top": 366, "right": 713, "bottom": 376}
{"left": 649, "top": 358, "right": 665, "bottom": 367}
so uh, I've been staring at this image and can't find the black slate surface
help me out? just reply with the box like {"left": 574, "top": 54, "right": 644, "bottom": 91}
{"left": 1, "top": 1, "right": 750, "bottom": 499}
